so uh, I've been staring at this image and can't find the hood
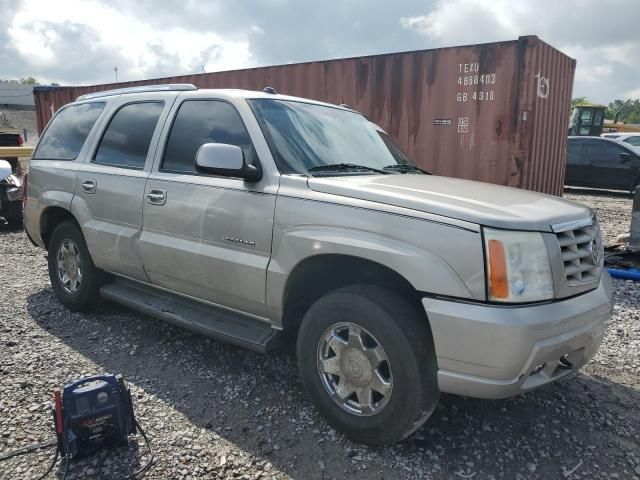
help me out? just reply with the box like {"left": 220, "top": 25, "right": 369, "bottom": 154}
{"left": 307, "top": 174, "right": 591, "bottom": 231}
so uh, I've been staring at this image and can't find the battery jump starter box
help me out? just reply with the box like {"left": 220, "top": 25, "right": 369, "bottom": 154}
{"left": 53, "top": 374, "right": 136, "bottom": 459}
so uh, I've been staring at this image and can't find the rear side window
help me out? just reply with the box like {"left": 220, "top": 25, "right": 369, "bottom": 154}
{"left": 587, "top": 141, "right": 624, "bottom": 164}
{"left": 162, "top": 100, "right": 254, "bottom": 173}
{"left": 624, "top": 136, "right": 640, "bottom": 147}
{"left": 33, "top": 102, "right": 105, "bottom": 160}
{"left": 566, "top": 140, "right": 585, "bottom": 164}
{"left": 94, "top": 102, "right": 164, "bottom": 169}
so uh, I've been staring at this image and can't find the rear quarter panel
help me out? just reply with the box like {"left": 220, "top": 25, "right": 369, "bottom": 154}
{"left": 24, "top": 160, "right": 78, "bottom": 246}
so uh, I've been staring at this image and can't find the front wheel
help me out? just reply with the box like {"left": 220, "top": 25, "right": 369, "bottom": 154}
{"left": 296, "top": 284, "right": 439, "bottom": 445}
{"left": 47, "top": 221, "right": 102, "bottom": 311}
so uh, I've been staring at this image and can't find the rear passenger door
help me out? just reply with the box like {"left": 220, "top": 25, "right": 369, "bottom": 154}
{"left": 139, "top": 97, "right": 277, "bottom": 318}
{"left": 72, "top": 94, "right": 175, "bottom": 280}
{"left": 586, "top": 140, "right": 634, "bottom": 190}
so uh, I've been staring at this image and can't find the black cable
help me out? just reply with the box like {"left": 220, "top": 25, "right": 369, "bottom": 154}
{"left": 124, "top": 418, "right": 154, "bottom": 480}
{"left": 0, "top": 420, "right": 153, "bottom": 480}
{"left": 34, "top": 445, "right": 59, "bottom": 480}
{"left": 61, "top": 433, "right": 71, "bottom": 480}
{"left": 0, "top": 438, "right": 57, "bottom": 461}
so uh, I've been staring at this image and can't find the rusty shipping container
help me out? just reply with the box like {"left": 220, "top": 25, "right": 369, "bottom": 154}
{"left": 33, "top": 35, "right": 575, "bottom": 195}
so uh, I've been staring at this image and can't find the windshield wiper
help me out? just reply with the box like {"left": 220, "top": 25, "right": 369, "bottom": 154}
{"left": 308, "top": 163, "right": 389, "bottom": 175}
{"left": 382, "top": 164, "right": 431, "bottom": 174}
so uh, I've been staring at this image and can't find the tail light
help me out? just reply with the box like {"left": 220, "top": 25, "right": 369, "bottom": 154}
{"left": 22, "top": 173, "right": 28, "bottom": 211}
{"left": 18, "top": 134, "right": 24, "bottom": 146}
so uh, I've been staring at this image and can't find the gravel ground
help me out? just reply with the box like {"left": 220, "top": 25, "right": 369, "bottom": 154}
{"left": 1, "top": 191, "right": 638, "bottom": 480}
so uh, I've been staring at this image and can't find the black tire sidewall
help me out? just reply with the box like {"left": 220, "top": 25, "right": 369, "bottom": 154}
{"left": 47, "top": 222, "right": 99, "bottom": 311}
{"left": 297, "top": 285, "right": 439, "bottom": 445}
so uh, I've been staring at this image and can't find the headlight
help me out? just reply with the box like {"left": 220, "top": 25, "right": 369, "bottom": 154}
{"left": 483, "top": 228, "right": 553, "bottom": 303}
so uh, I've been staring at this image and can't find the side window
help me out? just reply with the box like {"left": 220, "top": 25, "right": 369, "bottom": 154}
{"left": 588, "top": 141, "right": 623, "bottom": 164}
{"left": 33, "top": 102, "right": 105, "bottom": 160}
{"left": 94, "top": 102, "right": 164, "bottom": 169}
{"left": 566, "top": 141, "right": 585, "bottom": 164}
{"left": 624, "top": 136, "right": 640, "bottom": 147}
{"left": 162, "top": 100, "right": 254, "bottom": 174}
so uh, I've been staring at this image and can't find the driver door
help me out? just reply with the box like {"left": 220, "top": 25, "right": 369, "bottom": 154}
{"left": 139, "top": 97, "right": 277, "bottom": 318}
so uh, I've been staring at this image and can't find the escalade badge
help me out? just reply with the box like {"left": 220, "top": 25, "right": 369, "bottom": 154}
{"left": 224, "top": 236, "right": 256, "bottom": 248}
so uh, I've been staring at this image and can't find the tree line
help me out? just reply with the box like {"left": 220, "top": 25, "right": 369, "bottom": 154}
{"left": 572, "top": 97, "right": 640, "bottom": 124}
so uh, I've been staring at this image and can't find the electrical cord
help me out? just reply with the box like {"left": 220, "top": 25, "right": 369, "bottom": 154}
{"left": 34, "top": 444, "right": 59, "bottom": 480}
{"left": 124, "top": 419, "right": 155, "bottom": 480}
{"left": 1, "top": 418, "right": 154, "bottom": 480}
{"left": 0, "top": 439, "right": 57, "bottom": 461}
{"left": 60, "top": 418, "right": 153, "bottom": 480}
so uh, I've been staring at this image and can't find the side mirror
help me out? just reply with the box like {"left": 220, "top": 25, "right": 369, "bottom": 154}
{"left": 195, "top": 143, "right": 261, "bottom": 181}
{"left": 619, "top": 152, "right": 633, "bottom": 163}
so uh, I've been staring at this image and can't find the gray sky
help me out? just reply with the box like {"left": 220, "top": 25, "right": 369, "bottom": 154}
{"left": 1, "top": 0, "right": 638, "bottom": 104}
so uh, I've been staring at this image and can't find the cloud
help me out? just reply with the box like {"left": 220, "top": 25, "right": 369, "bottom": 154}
{"left": 400, "top": 0, "right": 640, "bottom": 103}
{"left": 0, "top": 0, "right": 638, "bottom": 104}
{"left": 1, "top": 0, "right": 254, "bottom": 84}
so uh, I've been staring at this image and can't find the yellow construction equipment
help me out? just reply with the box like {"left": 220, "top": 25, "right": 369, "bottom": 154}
{"left": 569, "top": 104, "right": 640, "bottom": 136}
{"left": 0, "top": 146, "right": 34, "bottom": 157}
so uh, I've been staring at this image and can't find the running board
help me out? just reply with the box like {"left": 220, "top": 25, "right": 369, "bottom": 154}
{"left": 100, "top": 279, "right": 281, "bottom": 353}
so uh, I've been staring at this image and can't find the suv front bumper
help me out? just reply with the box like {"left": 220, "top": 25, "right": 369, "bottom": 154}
{"left": 422, "top": 273, "right": 614, "bottom": 399}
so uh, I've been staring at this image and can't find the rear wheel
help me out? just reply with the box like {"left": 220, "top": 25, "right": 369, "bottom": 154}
{"left": 296, "top": 284, "right": 439, "bottom": 445}
{"left": 47, "top": 221, "right": 102, "bottom": 311}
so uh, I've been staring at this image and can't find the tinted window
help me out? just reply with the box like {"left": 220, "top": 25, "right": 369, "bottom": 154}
{"left": 566, "top": 140, "right": 586, "bottom": 164}
{"left": 588, "top": 141, "right": 624, "bottom": 164}
{"left": 624, "top": 136, "right": 640, "bottom": 147}
{"left": 94, "top": 102, "right": 164, "bottom": 169}
{"left": 162, "top": 100, "right": 254, "bottom": 173}
{"left": 33, "top": 102, "right": 105, "bottom": 160}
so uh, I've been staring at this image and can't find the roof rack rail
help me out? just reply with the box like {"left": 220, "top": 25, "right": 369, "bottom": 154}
{"left": 76, "top": 83, "right": 197, "bottom": 101}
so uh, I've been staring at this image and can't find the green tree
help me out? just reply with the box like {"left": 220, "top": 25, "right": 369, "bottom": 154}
{"left": 606, "top": 99, "right": 640, "bottom": 124}
{"left": 19, "top": 77, "right": 39, "bottom": 85}
{"left": 571, "top": 96, "right": 589, "bottom": 108}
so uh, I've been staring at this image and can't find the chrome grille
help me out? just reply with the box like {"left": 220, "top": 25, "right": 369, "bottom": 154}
{"left": 555, "top": 221, "right": 603, "bottom": 285}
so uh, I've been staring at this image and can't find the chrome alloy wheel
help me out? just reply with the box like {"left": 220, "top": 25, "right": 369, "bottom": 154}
{"left": 317, "top": 322, "right": 392, "bottom": 416}
{"left": 56, "top": 239, "right": 83, "bottom": 294}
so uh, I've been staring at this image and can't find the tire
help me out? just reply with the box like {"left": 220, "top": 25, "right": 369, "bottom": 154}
{"left": 47, "top": 221, "right": 102, "bottom": 311}
{"left": 296, "top": 284, "right": 439, "bottom": 445}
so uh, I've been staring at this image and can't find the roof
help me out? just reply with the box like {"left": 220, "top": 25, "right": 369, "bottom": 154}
{"left": 602, "top": 132, "right": 640, "bottom": 138}
{"left": 72, "top": 83, "right": 354, "bottom": 112}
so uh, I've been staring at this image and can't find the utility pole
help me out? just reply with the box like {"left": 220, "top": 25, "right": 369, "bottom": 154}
{"left": 114, "top": 66, "right": 118, "bottom": 82}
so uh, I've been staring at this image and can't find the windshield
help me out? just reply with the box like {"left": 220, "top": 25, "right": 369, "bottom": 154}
{"left": 249, "top": 99, "right": 418, "bottom": 175}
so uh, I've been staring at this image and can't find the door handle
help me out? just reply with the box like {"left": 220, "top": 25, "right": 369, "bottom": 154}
{"left": 80, "top": 179, "right": 97, "bottom": 194}
{"left": 145, "top": 189, "right": 166, "bottom": 205}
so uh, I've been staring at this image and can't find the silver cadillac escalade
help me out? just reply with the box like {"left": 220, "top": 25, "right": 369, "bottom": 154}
{"left": 24, "top": 84, "right": 614, "bottom": 445}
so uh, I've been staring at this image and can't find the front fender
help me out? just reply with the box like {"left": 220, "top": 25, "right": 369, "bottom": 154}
{"left": 266, "top": 222, "right": 484, "bottom": 326}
